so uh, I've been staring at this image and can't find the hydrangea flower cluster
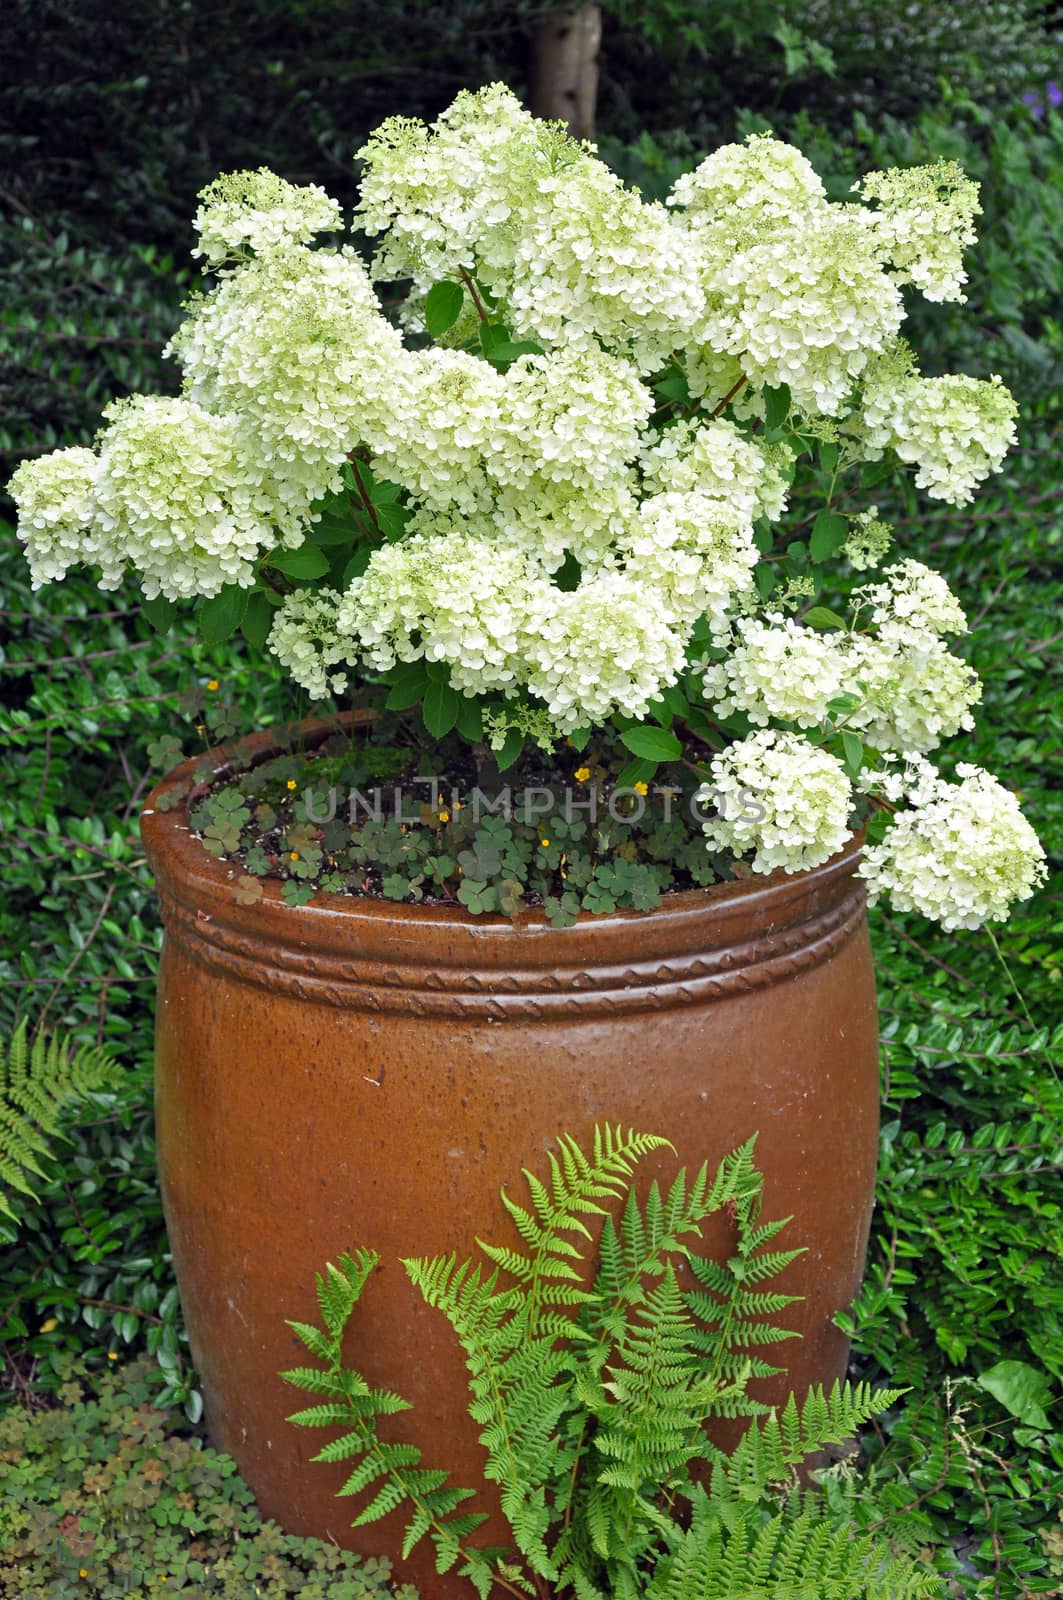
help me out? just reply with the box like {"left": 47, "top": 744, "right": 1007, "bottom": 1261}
{"left": 860, "top": 356, "right": 1018, "bottom": 505}
{"left": 857, "top": 162, "right": 980, "bottom": 303}
{"left": 859, "top": 761, "right": 1047, "bottom": 930}
{"left": 7, "top": 85, "right": 1045, "bottom": 929}
{"left": 193, "top": 169, "right": 342, "bottom": 266}
{"left": 704, "top": 561, "right": 981, "bottom": 757}
{"left": 697, "top": 730, "right": 853, "bottom": 875}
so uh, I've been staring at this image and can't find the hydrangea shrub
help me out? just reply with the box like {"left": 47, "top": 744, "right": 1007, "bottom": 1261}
{"left": 8, "top": 85, "right": 1046, "bottom": 929}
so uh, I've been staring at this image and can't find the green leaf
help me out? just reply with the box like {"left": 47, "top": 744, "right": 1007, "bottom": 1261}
{"left": 810, "top": 510, "right": 849, "bottom": 564}
{"left": 976, "top": 1360, "right": 1052, "bottom": 1429}
{"left": 754, "top": 564, "right": 777, "bottom": 600}
{"left": 655, "top": 374, "right": 690, "bottom": 403}
{"left": 620, "top": 725, "right": 683, "bottom": 762}
{"left": 616, "top": 756, "right": 658, "bottom": 787}
{"left": 375, "top": 501, "right": 411, "bottom": 541}
{"left": 385, "top": 661, "right": 430, "bottom": 711}
{"left": 424, "top": 279, "right": 465, "bottom": 338}
{"left": 479, "top": 321, "right": 515, "bottom": 365}
{"left": 422, "top": 679, "right": 460, "bottom": 738}
{"left": 266, "top": 546, "right": 331, "bottom": 579}
{"left": 455, "top": 696, "right": 483, "bottom": 743}
{"left": 240, "top": 590, "right": 275, "bottom": 650}
{"left": 803, "top": 606, "right": 847, "bottom": 631}
{"left": 197, "top": 586, "right": 248, "bottom": 645}
{"left": 841, "top": 731, "right": 864, "bottom": 777}
{"left": 764, "top": 384, "right": 791, "bottom": 430}
{"left": 141, "top": 594, "right": 176, "bottom": 633}
{"left": 310, "top": 513, "right": 358, "bottom": 545}
{"left": 495, "top": 727, "right": 524, "bottom": 772}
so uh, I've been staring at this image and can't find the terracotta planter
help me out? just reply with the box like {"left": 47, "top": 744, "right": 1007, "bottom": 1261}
{"left": 141, "top": 721, "right": 879, "bottom": 1598}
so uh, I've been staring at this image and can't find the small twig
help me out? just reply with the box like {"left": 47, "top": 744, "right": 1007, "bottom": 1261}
{"left": 709, "top": 375, "right": 747, "bottom": 418}
{"left": 349, "top": 456, "right": 381, "bottom": 532}
{"left": 77, "top": 1296, "right": 164, "bottom": 1328}
{"left": 457, "top": 266, "right": 488, "bottom": 323}
{"left": 35, "top": 882, "right": 118, "bottom": 1033}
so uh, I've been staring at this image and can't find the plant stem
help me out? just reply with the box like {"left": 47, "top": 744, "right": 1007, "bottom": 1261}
{"left": 458, "top": 266, "right": 489, "bottom": 323}
{"left": 349, "top": 455, "right": 381, "bottom": 532}
{"left": 709, "top": 375, "right": 747, "bottom": 418}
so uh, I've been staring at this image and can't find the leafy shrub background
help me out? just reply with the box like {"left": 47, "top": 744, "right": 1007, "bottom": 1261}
{"left": 1, "top": 4, "right": 1061, "bottom": 1595}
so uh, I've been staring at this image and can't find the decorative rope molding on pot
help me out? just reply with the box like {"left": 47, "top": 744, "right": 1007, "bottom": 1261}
{"left": 151, "top": 877, "right": 866, "bottom": 1018}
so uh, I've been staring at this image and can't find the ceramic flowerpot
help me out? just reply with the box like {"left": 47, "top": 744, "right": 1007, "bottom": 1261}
{"left": 141, "top": 719, "right": 880, "bottom": 1598}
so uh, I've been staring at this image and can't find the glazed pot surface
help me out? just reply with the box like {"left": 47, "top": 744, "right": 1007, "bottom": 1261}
{"left": 142, "top": 724, "right": 880, "bottom": 1598}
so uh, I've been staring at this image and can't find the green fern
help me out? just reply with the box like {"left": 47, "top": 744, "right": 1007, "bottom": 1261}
{"left": 286, "top": 1128, "right": 943, "bottom": 1600}
{"left": 0, "top": 1019, "right": 119, "bottom": 1221}
{"left": 283, "top": 1249, "right": 500, "bottom": 1593}
{"left": 647, "top": 1479, "right": 940, "bottom": 1600}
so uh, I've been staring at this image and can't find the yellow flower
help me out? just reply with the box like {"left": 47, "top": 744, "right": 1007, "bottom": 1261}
{"left": 438, "top": 809, "right": 450, "bottom": 823}
{"left": 107, "top": 1351, "right": 118, "bottom": 1360}
{"left": 39, "top": 1317, "right": 59, "bottom": 1333}
{"left": 79, "top": 1571, "right": 88, "bottom": 1580}
{"left": 286, "top": 778, "right": 297, "bottom": 791}
{"left": 633, "top": 780, "right": 649, "bottom": 796}
{"left": 289, "top": 851, "right": 299, "bottom": 861}
{"left": 540, "top": 838, "right": 550, "bottom": 848}
{"left": 206, "top": 679, "right": 219, "bottom": 692}
{"left": 574, "top": 766, "right": 591, "bottom": 783}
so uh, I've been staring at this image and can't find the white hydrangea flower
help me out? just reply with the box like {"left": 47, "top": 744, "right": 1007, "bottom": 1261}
{"left": 524, "top": 570, "right": 689, "bottom": 730}
{"left": 354, "top": 85, "right": 537, "bottom": 286}
{"left": 355, "top": 83, "right": 704, "bottom": 372}
{"left": 703, "top": 589, "right": 980, "bottom": 756}
{"left": 337, "top": 531, "right": 535, "bottom": 696}
{"left": 858, "top": 162, "right": 980, "bottom": 303}
{"left": 854, "top": 558, "right": 968, "bottom": 641}
{"left": 703, "top": 615, "right": 849, "bottom": 728}
{"left": 698, "top": 729, "right": 853, "bottom": 874}
{"left": 860, "top": 762, "right": 1047, "bottom": 929}
{"left": 496, "top": 348, "right": 654, "bottom": 493}
{"left": 8, "top": 447, "right": 100, "bottom": 586}
{"left": 90, "top": 396, "right": 291, "bottom": 599}
{"left": 669, "top": 134, "right": 827, "bottom": 226}
{"left": 267, "top": 589, "right": 355, "bottom": 699}
{"left": 489, "top": 477, "right": 639, "bottom": 570}
{"left": 638, "top": 418, "right": 792, "bottom": 523}
{"left": 693, "top": 206, "right": 906, "bottom": 416}
{"left": 860, "top": 364, "right": 1017, "bottom": 504}
{"left": 193, "top": 169, "right": 342, "bottom": 266}
{"left": 847, "top": 633, "right": 981, "bottom": 754}
{"left": 683, "top": 347, "right": 747, "bottom": 412}
{"left": 620, "top": 490, "right": 759, "bottom": 637}
{"left": 359, "top": 348, "right": 505, "bottom": 517}
{"left": 169, "top": 245, "right": 401, "bottom": 490}
{"left": 505, "top": 164, "right": 704, "bottom": 372}
{"left": 843, "top": 506, "right": 893, "bottom": 571}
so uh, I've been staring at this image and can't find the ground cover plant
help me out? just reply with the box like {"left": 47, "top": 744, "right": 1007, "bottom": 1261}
{"left": 0, "top": 20, "right": 1060, "bottom": 1600}
{"left": 0, "top": 1356, "right": 412, "bottom": 1599}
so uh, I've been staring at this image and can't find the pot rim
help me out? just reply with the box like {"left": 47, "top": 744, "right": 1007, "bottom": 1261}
{"left": 140, "top": 710, "right": 866, "bottom": 936}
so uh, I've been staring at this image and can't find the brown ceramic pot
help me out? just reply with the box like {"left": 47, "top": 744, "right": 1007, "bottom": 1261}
{"left": 141, "top": 718, "right": 879, "bottom": 1598}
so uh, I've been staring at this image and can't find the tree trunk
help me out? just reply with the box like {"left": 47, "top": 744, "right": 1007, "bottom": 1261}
{"left": 530, "top": 4, "right": 602, "bottom": 141}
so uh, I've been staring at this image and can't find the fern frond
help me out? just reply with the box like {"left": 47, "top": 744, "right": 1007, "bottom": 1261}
{"left": 683, "top": 1160, "right": 803, "bottom": 1423}
{"left": 716, "top": 1382, "right": 907, "bottom": 1499}
{"left": 500, "top": 1125, "right": 672, "bottom": 1339}
{"left": 0, "top": 1019, "right": 120, "bottom": 1220}
{"left": 646, "top": 1480, "right": 941, "bottom": 1599}
{"left": 283, "top": 1251, "right": 493, "bottom": 1571}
